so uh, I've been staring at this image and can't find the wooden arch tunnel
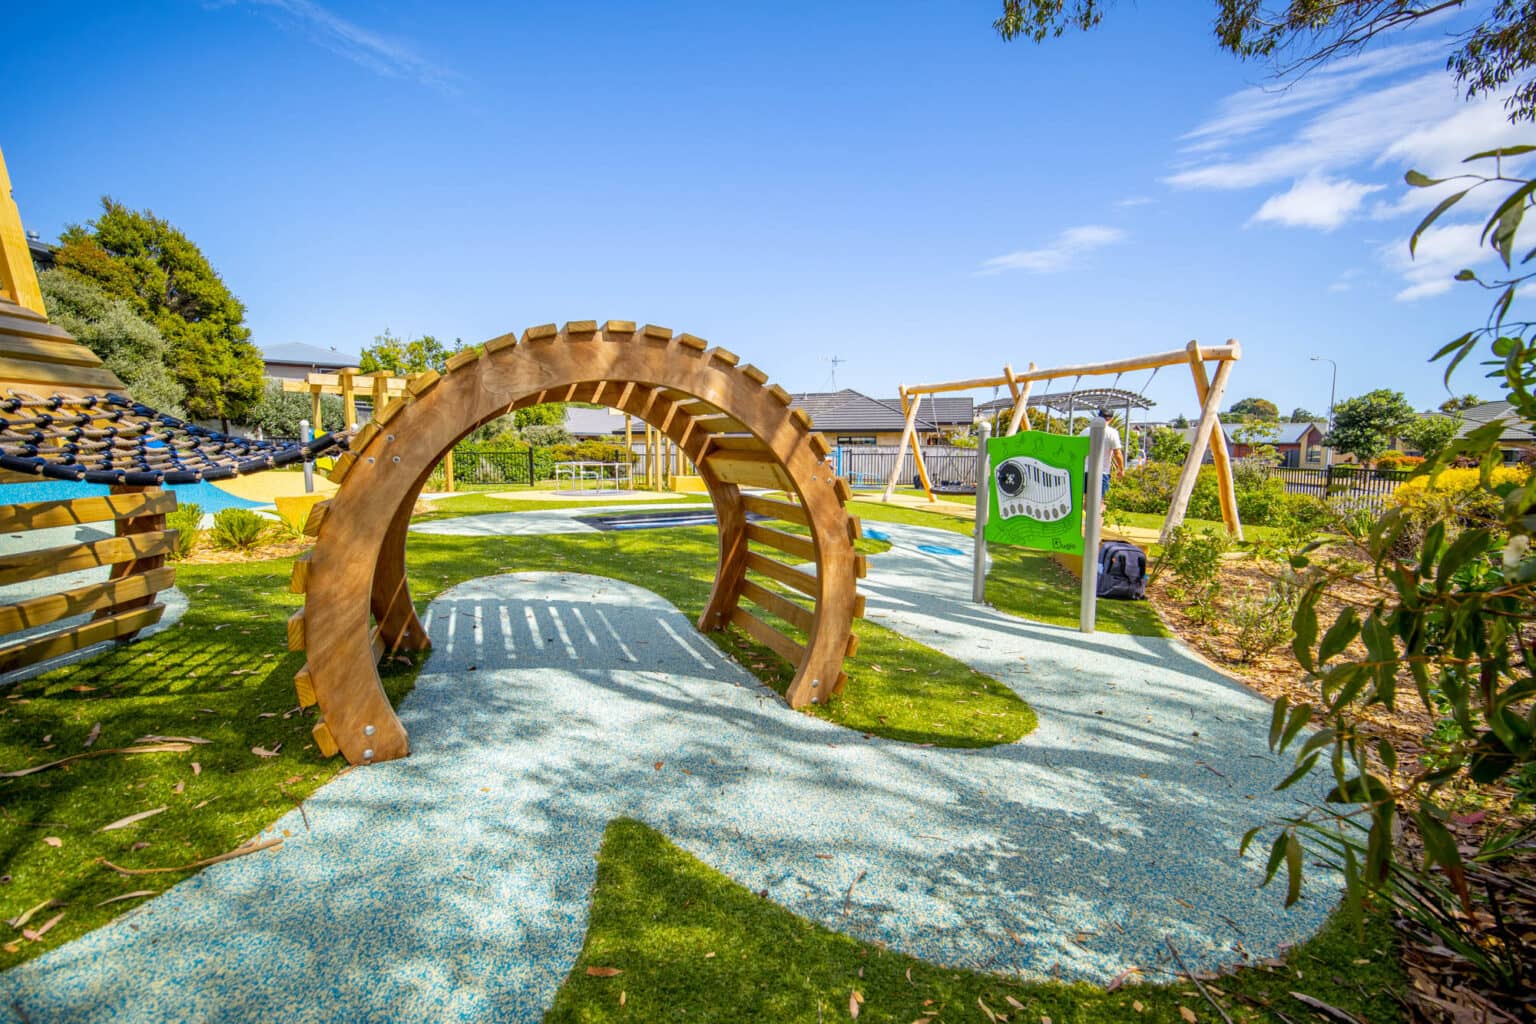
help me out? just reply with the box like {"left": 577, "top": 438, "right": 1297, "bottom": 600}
{"left": 288, "top": 321, "right": 867, "bottom": 765}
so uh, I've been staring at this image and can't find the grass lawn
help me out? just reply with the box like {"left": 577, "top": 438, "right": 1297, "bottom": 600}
{"left": 546, "top": 819, "right": 1406, "bottom": 1024}
{"left": 413, "top": 492, "right": 707, "bottom": 521}
{"left": 847, "top": 500, "right": 1168, "bottom": 637}
{"left": 0, "top": 524, "right": 1032, "bottom": 968}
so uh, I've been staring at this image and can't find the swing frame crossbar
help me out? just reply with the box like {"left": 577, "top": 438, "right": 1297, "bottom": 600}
{"left": 883, "top": 341, "right": 1244, "bottom": 545}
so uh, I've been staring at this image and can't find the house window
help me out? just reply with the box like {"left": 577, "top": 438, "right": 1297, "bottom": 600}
{"left": 1306, "top": 445, "right": 1323, "bottom": 465}
{"left": 836, "top": 435, "right": 877, "bottom": 446}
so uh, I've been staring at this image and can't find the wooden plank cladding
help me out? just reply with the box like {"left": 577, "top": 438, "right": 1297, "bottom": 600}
{"left": 0, "top": 532, "right": 175, "bottom": 590}
{"left": 728, "top": 606, "right": 805, "bottom": 667}
{"left": 703, "top": 451, "right": 792, "bottom": 490}
{"left": 0, "top": 603, "right": 164, "bottom": 675}
{"left": 746, "top": 522, "right": 816, "bottom": 562}
{"left": 738, "top": 579, "right": 814, "bottom": 632}
{"left": 744, "top": 551, "right": 818, "bottom": 599}
{"left": 0, "top": 492, "right": 177, "bottom": 534}
{"left": 0, "top": 567, "right": 174, "bottom": 637}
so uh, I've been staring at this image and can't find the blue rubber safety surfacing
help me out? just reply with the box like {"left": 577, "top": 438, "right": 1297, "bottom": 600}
{"left": 0, "top": 558, "right": 1338, "bottom": 1023}
{"left": 916, "top": 542, "right": 966, "bottom": 556}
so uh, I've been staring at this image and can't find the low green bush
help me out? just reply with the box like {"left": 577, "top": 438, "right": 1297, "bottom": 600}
{"left": 1154, "top": 524, "right": 1231, "bottom": 623}
{"left": 1107, "top": 462, "right": 1292, "bottom": 525}
{"left": 210, "top": 508, "right": 269, "bottom": 552}
{"left": 165, "top": 502, "right": 203, "bottom": 560}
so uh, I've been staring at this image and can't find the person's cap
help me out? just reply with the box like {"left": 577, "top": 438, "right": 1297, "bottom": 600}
{"left": 1096, "top": 408, "right": 1112, "bottom": 419}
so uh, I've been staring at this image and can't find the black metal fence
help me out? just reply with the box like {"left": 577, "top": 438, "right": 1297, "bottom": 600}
{"left": 1258, "top": 464, "right": 1412, "bottom": 512}
{"left": 834, "top": 445, "right": 978, "bottom": 493}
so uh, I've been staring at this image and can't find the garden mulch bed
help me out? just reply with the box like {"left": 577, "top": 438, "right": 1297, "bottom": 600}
{"left": 1146, "top": 554, "right": 1535, "bottom": 1023}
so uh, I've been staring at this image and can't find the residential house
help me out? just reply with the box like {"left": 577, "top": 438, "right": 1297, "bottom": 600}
{"left": 788, "top": 389, "right": 973, "bottom": 446}
{"left": 1228, "top": 421, "right": 1328, "bottom": 468}
{"left": 1453, "top": 401, "right": 1535, "bottom": 463}
{"left": 261, "top": 342, "right": 361, "bottom": 381}
{"left": 563, "top": 406, "right": 628, "bottom": 440}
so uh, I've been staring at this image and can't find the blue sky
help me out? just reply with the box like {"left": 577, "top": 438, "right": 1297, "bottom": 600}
{"left": 3, "top": 1, "right": 1524, "bottom": 419}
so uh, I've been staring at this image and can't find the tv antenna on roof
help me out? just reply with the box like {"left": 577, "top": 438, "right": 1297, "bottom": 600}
{"left": 823, "top": 355, "right": 846, "bottom": 390}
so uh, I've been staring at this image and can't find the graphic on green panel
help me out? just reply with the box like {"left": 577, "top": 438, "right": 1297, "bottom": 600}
{"left": 984, "top": 431, "right": 1088, "bottom": 555}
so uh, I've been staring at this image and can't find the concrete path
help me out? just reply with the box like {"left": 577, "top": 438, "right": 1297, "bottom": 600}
{"left": 0, "top": 520, "right": 1337, "bottom": 1023}
{"left": 411, "top": 502, "right": 707, "bottom": 538}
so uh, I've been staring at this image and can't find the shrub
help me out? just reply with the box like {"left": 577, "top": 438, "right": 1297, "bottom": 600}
{"left": 1155, "top": 525, "right": 1231, "bottom": 624}
{"left": 1228, "top": 580, "right": 1297, "bottom": 663}
{"left": 166, "top": 502, "right": 203, "bottom": 560}
{"left": 1391, "top": 465, "right": 1530, "bottom": 552}
{"left": 210, "top": 508, "right": 269, "bottom": 552}
{"left": 1375, "top": 451, "right": 1425, "bottom": 470}
{"left": 1111, "top": 462, "right": 1291, "bottom": 525}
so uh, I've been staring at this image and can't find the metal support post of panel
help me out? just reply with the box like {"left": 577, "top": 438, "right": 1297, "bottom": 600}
{"left": 972, "top": 422, "right": 990, "bottom": 603}
{"left": 1080, "top": 416, "right": 1106, "bottom": 634}
{"left": 301, "top": 419, "right": 314, "bottom": 494}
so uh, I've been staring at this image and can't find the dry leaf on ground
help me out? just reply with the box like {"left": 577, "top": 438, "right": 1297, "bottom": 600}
{"left": 251, "top": 746, "right": 282, "bottom": 758}
{"left": 83, "top": 722, "right": 101, "bottom": 749}
{"left": 42, "top": 836, "right": 61, "bottom": 848}
{"left": 585, "top": 966, "right": 622, "bottom": 978}
{"left": 100, "top": 806, "right": 167, "bottom": 831}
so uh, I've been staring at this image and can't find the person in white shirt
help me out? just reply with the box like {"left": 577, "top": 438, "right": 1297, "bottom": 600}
{"left": 1080, "top": 408, "right": 1125, "bottom": 501}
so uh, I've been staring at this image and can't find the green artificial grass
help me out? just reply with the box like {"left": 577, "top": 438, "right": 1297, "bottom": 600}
{"left": 414, "top": 493, "right": 707, "bottom": 521}
{"left": 0, "top": 524, "right": 1031, "bottom": 967}
{"left": 546, "top": 818, "right": 1407, "bottom": 1024}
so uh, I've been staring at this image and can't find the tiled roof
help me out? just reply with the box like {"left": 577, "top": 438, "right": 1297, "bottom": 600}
{"left": 879, "top": 395, "right": 974, "bottom": 426}
{"left": 563, "top": 406, "right": 627, "bottom": 436}
{"left": 1453, "top": 402, "right": 1534, "bottom": 442}
{"left": 789, "top": 390, "right": 931, "bottom": 431}
{"left": 261, "top": 342, "right": 361, "bottom": 367}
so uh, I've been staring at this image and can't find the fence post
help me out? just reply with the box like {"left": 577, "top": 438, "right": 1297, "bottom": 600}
{"left": 527, "top": 447, "right": 535, "bottom": 488}
{"left": 972, "top": 423, "right": 990, "bottom": 603}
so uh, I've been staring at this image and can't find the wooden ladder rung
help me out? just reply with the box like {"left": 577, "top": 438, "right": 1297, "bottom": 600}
{"left": 0, "top": 603, "right": 164, "bottom": 675}
{"left": 738, "top": 579, "right": 814, "bottom": 632}
{"left": 728, "top": 606, "right": 805, "bottom": 667}
{"left": 744, "top": 552, "right": 818, "bottom": 599}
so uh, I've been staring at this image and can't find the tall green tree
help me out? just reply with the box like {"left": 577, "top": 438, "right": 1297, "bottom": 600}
{"left": 1288, "top": 407, "right": 1320, "bottom": 423}
{"left": 1326, "top": 388, "right": 1417, "bottom": 463}
{"left": 38, "top": 269, "right": 186, "bottom": 414}
{"left": 1398, "top": 412, "right": 1462, "bottom": 457}
{"left": 54, "top": 199, "right": 264, "bottom": 430}
{"left": 358, "top": 330, "right": 460, "bottom": 375}
{"left": 1228, "top": 396, "right": 1279, "bottom": 421}
{"left": 994, "top": 1, "right": 1536, "bottom": 122}
{"left": 1438, "top": 392, "right": 1483, "bottom": 413}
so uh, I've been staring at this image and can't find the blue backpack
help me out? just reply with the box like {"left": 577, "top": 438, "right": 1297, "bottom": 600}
{"left": 1096, "top": 540, "right": 1147, "bottom": 601}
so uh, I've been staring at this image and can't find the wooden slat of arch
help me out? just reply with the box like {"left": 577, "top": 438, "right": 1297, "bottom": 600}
{"left": 744, "top": 551, "right": 818, "bottom": 599}
{"left": 0, "top": 492, "right": 177, "bottom": 533}
{"left": 0, "top": 567, "right": 174, "bottom": 636}
{"left": 703, "top": 451, "right": 793, "bottom": 490}
{"left": 0, "top": 532, "right": 174, "bottom": 589}
{"left": 0, "top": 356, "right": 124, "bottom": 391}
{"left": 728, "top": 606, "right": 805, "bottom": 667}
{"left": 0, "top": 331, "right": 106, "bottom": 365}
{"left": 741, "top": 494, "right": 810, "bottom": 525}
{"left": 746, "top": 522, "right": 816, "bottom": 562}
{"left": 0, "top": 603, "right": 164, "bottom": 675}
{"left": 738, "top": 578, "right": 814, "bottom": 632}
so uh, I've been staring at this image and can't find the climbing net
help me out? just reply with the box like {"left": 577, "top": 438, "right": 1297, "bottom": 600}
{"left": 0, "top": 392, "right": 347, "bottom": 486}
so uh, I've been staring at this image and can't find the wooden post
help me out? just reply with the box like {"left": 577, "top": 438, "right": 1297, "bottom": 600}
{"left": 1186, "top": 341, "right": 1244, "bottom": 540}
{"left": 371, "top": 373, "right": 389, "bottom": 412}
{"left": 881, "top": 386, "right": 925, "bottom": 502}
{"left": 1160, "top": 355, "right": 1236, "bottom": 545}
{"left": 1006, "top": 361, "right": 1037, "bottom": 435}
{"left": 905, "top": 393, "right": 935, "bottom": 501}
{"left": 624, "top": 413, "right": 633, "bottom": 484}
{"left": 310, "top": 386, "right": 323, "bottom": 435}
{"left": 340, "top": 369, "right": 358, "bottom": 430}
{"left": 442, "top": 449, "right": 455, "bottom": 493}
{"left": 0, "top": 146, "right": 46, "bottom": 316}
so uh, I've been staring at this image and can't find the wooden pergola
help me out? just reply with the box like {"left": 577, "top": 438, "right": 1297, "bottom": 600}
{"left": 884, "top": 342, "right": 1245, "bottom": 543}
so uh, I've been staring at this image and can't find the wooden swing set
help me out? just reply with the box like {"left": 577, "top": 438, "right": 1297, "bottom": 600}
{"left": 883, "top": 342, "right": 1245, "bottom": 544}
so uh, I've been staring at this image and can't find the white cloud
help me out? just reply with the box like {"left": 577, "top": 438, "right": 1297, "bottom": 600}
{"left": 217, "top": 0, "right": 459, "bottom": 92}
{"left": 1250, "top": 174, "right": 1384, "bottom": 230}
{"left": 980, "top": 226, "right": 1126, "bottom": 274}
{"left": 1381, "top": 221, "right": 1490, "bottom": 301}
{"left": 1178, "top": 40, "right": 1446, "bottom": 156}
{"left": 1114, "top": 196, "right": 1155, "bottom": 208}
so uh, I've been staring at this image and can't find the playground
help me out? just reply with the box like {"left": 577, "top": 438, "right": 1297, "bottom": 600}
{"left": 0, "top": 148, "right": 1412, "bottom": 1024}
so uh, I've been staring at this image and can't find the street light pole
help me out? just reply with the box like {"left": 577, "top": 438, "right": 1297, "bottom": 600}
{"left": 1310, "top": 356, "right": 1337, "bottom": 467}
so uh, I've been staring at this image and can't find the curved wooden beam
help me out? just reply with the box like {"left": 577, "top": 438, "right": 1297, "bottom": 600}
{"left": 291, "top": 322, "right": 861, "bottom": 765}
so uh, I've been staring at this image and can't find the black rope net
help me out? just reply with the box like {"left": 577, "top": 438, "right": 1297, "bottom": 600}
{"left": 0, "top": 392, "right": 348, "bottom": 487}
